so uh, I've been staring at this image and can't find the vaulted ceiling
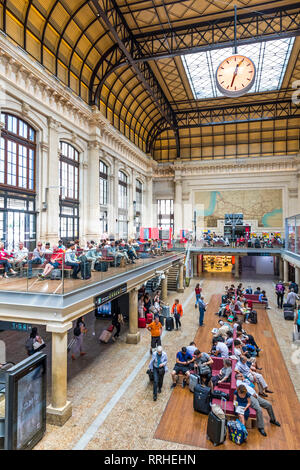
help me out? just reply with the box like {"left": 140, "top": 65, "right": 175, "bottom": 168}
{"left": 0, "top": 0, "right": 300, "bottom": 161}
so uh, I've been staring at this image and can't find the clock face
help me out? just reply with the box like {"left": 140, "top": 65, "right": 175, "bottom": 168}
{"left": 216, "top": 54, "right": 256, "bottom": 97}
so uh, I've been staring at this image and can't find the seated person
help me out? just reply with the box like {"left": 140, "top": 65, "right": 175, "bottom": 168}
{"left": 171, "top": 347, "right": 193, "bottom": 389}
{"left": 211, "top": 337, "right": 229, "bottom": 358}
{"left": 86, "top": 243, "right": 102, "bottom": 271}
{"left": 234, "top": 385, "right": 251, "bottom": 426}
{"left": 259, "top": 290, "right": 270, "bottom": 308}
{"left": 192, "top": 349, "right": 213, "bottom": 386}
{"left": 65, "top": 242, "right": 81, "bottom": 279}
{"left": 254, "top": 287, "right": 261, "bottom": 295}
{"left": 186, "top": 341, "right": 197, "bottom": 356}
{"left": 225, "top": 330, "right": 234, "bottom": 348}
{"left": 211, "top": 358, "right": 232, "bottom": 387}
{"left": 231, "top": 339, "right": 243, "bottom": 360}
{"left": 38, "top": 246, "right": 64, "bottom": 280}
{"left": 12, "top": 241, "right": 28, "bottom": 272}
{"left": 235, "top": 355, "right": 272, "bottom": 397}
{"left": 0, "top": 243, "right": 16, "bottom": 278}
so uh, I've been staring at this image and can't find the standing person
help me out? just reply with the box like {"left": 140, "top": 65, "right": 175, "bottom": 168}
{"left": 71, "top": 317, "right": 87, "bottom": 360}
{"left": 286, "top": 288, "right": 299, "bottom": 308}
{"left": 25, "top": 327, "right": 45, "bottom": 356}
{"left": 147, "top": 315, "right": 163, "bottom": 354}
{"left": 111, "top": 310, "right": 123, "bottom": 340}
{"left": 148, "top": 346, "right": 168, "bottom": 401}
{"left": 289, "top": 280, "right": 299, "bottom": 294}
{"left": 171, "top": 298, "right": 183, "bottom": 330}
{"left": 294, "top": 305, "right": 300, "bottom": 333}
{"left": 195, "top": 283, "right": 202, "bottom": 308}
{"left": 198, "top": 296, "right": 206, "bottom": 327}
{"left": 275, "top": 280, "right": 285, "bottom": 309}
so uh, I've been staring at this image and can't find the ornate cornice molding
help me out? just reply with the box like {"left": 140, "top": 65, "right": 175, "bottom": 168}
{"left": 153, "top": 155, "right": 300, "bottom": 178}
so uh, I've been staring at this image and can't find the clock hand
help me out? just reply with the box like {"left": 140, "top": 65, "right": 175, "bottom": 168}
{"left": 230, "top": 59, "right": 245, "bottom": 87}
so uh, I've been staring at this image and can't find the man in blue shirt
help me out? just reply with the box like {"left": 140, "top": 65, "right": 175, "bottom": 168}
{"left": 198, "top": 296, "right": 206, "bottom": 326}
{"left": 171, "top": 347, "right": 193, "bottom": 389}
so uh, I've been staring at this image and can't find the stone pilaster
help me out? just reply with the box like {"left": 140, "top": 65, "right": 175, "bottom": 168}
{"left": 126, "top": 288, "right": 140, "bottom": 344}
{"left": 45, "top": 117, "right": 60, "bottom": 244}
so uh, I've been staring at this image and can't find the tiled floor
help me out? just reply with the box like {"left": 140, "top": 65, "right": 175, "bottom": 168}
{"left": 30, "top": 272, "right": 300, "bottom": 450}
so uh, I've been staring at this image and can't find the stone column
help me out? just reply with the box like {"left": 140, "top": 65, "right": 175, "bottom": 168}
{"left": 198, "top": 255, "right": 203, "bottom": 276}
{"left": 234, "top": 255, "right": 240, "bottom": 278}
{"left": 45, "top": 117, "right": 60, "bottom": 244}
{"left": 161, "top": 272, "right": 168, "bottom": 302}
{"left": 177, "top": 262, "right": 184, "bottom": 292}
{"left": 174, "top": 178, "right": 183, "bottom": 239}
{"left": 279, "top": 257, "right": 284, "bottom": 280}
{"left": 46, "top": 323, "right": 72, "bottom": 426}
{"left": 295, "top": 266, "right": 300, "bottom": 286}
{"left": 126, "top": 288, "right": 140, "bottom": 344}
{"left": 284, "top": 259, "right": 289, "bottom": 283}
{"left": 85, "top": 142, "right": 101, "bottom": 241}
{"left": 193, "top": 254, "right": 197, "bottom": 278}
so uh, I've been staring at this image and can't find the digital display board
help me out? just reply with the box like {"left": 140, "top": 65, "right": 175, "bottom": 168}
{"left": 0, "top": 321, "right": 32, "bottom": 332}
{"left": 95, "top": 284, "right": 127, "bottom": 307}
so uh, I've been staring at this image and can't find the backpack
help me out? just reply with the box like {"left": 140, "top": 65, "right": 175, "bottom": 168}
{"left": 25, "top": 337, "right": 34, "bottom": 353}
{"left": 276, "top": 284, "right": 284, "bottom": 293}
{"left": 74, "top": 326, "right": 81, "bottom": 337}
{"left": 51, "top": 268, "right": 62, "bottom": 280}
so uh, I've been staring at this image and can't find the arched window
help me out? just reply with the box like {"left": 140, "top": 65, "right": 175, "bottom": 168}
{"left": 0, "top": 113, "right": 36, "bottom": 250}
{"left": 59, "top": 142, "right": 79, "bottom": 241}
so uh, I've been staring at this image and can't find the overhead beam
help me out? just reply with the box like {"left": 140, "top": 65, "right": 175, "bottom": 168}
{"left": 147, "top": 99, "right": 300, "bottom": 152}
{"left": 89, "top": 0, "right": 178, "bottom": 138}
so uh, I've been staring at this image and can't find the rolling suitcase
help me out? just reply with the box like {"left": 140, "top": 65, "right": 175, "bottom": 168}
{"left": 284, "top": 308, "right": 294, "bottom": 320}
{"left": 159, "top": 315, "right": 165, "bottom": 327}
{"left": 166, "top": 316, "right": 174, "bottom": 331}
{"left": 189, "top": 373, "right": 200, "bottom": 393}
{"left": 193, "top": 384, "right": 211, "bottom": 415}
{"left": 146, "top": 313, "right": 153, "bottom": 324}
{"left": 80, "top": 256, "right": 91, "bottom": 279}
{"left": 249, "top": 310, "right": 257, "bottom": 324}
{"left": 138, "top": 318, "right": 146, "bottom": 328}
{"left": 99, "top": 329, "right": 113, "bottom": 343}
{"left": 207, "top": 398, "right": 227, "bottom": 446}
{"left": 162, "top": 305, "right": 170, "bottom": 317}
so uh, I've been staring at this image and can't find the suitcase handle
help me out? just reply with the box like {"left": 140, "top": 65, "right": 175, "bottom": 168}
{"left": 221, "top": 396, "right": 227, "bottom": 414}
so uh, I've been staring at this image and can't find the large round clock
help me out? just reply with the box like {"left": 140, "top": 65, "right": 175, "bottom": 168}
{"left": 216, "top": 54, "right": 256, "bottom": 97}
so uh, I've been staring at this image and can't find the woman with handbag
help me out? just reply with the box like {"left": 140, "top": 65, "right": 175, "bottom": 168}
{"left": 71, "top": 317, "right": 87, "bottom": 360}
{"left": 25, "top": 327, "right": 45, "bottom": 356}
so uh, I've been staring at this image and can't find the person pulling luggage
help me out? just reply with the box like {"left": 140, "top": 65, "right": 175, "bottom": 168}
{"left": 147, "top": 314, "right": 163, "bottom": 354}
{"left": 171, "top": 298, "right": 183, "bottom": 330}
{"left": 148, "top": 346, "right": 168, "bottom": 401}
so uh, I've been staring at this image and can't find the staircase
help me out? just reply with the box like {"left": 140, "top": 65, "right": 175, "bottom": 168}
{"left": 167, "top": 266, "right": 179, "bottom": 291}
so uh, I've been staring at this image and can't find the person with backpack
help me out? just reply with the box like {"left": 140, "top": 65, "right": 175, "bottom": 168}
{"left": 171, "top": 299, "right": 183, "bottom": 330}
{"left": 148, "top": 346, "right": 168, "bottom": 401}
{"left": 25, "top": 327, "right": 45, "bottom": 356}
{"left": 71, "top": 317, "right": 87, "bottom": 360}
{"left": 275, "top": 281, "right": 285, "bottom": 308}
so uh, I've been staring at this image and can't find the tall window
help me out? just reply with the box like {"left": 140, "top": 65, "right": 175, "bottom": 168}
{"left": 118, "top": 171, "right": 128, "bottom": 238}
{"left": 135, "top": 179, "right": 142, "bottom": 235}
{"left": 99, "top": 160, "right": 108, "bottom": 206}
{"left": 118, "top": 171, "right": 128, "bottom": 210}
{"left": 100, "top": 210, "right": 108, "bottom": 235}
{"left": 0, "top": 113, "right": 36, "bottom": 250}
{"left": 59, "top": 142, "right": 79, "bottom": 241}
{"left": 157, "top": 199, "right": 174, "bottom": 232}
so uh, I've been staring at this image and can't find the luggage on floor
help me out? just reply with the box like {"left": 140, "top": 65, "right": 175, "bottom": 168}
{"left": 248, "top": 310, "right": 257, "bottom": 324}
{"left": 159, "top": 315, "right": 165, "bottom": 327}
{"left": 193, "top": 384, "right": 211, "bottom": 414}
{"left": 138, "top": 317, "right": 147, "bottom": 328}
{"left": 293, "top": 325, "right": 300, "bottom": 342}
{"left": 207, "top": 398, "right": 227, "bottom": 446}
{"left": 99, "top": 329, "right": 113, "bottom": 343}
{"left": 166, "top": 316, "right": 174, "bottom": 331}
{"left": 50, "top": 268, "right": 62, "bottom": 280}
{"left": 211, "top": 390, "right": 229, "bottom": 400}
{"left": 227, "top": 419, "right": 248, "bottom": 445}
{"left": 95, "top": 261, "right": 108, "bottom": 272}
{"left": 162, "top": 305, "right": 170, "bottom": 317}
{"left": 284, "top": 307, "right": 294, "bottom": 321}
{"left": 146, "top": 313, "right": 153, "bottom": 324}
{"left": 189, "top": 373, "right": 200, "bottom": 393}
{"left": 80, "top": 255, "right": 91, "bottom": 279}
{"left": 283, "top": 303, "right": 294, "bottom": 308}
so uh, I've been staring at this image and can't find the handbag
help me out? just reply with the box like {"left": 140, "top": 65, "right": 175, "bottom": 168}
{"left": 33, "top": 337, "right": 45, "bottom": 350}
{"left": 198, "top": 364, "right": 211, "bottom": 375}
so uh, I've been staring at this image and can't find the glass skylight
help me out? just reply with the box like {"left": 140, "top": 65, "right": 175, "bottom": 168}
{"left": 182, "top": 37, "right": 295, "bottom": 99}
